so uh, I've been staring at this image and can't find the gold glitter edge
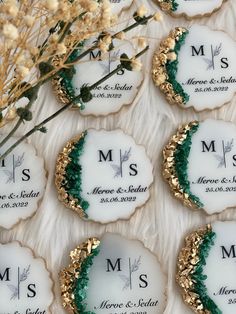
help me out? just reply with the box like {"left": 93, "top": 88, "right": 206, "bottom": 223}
{"left": 162, "top": 121, "right": 199, "bottom": 210}
{"left": 156, "top": 0, "right": 174, "bottom": 13}
{"left": 55, "top": 133, "right": 86, "bottom": 218}
{"left": 60, "top": 238, "right": 100, "bottom": 313}
{"left": 52, "top": 35, "right": 82, "bottom": 109}
{"left": 176, "top": 224, "right": 212, "bottom": 314}
{"left": 152, "top": 27, "right": 187, "bottom": 107}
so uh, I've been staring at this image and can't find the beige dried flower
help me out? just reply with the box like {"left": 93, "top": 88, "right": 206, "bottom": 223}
{"left": 80, "top": 0, "right": 99, "bottom": 13}
{"left": 57, "top": 43, "right": 67, "bottom": 55}
{"left": 44, "top": 0, "right": 59, "bottom": 11}
{"left": 2, "top": 23, "right": 19, "bottom": 40}
{"left": 50, "top": 34, "right": 59, "bottom": 43}
{"left": 98, "top": 40, "right": 109, "bottom": 53}
{"left": 6, "top": 108, "right": 17, "bottom": 121}
{"left": 24, "top": 15, "right": 35, "bottom": 27}
{"left": 115, "top": 32, "right": 125, "bottom": 40}
{"left": 154, "top": 12, "right": 163, "bottom": 22}
{"left": 103, "top": 35, "right": 112, "bottom": 45}
{"left": 15, "top": 53, "right": 26, "bottom": 65}
{"left": 131, "top": 58, "right": 142, "bottom": 71}
{"left": 0, "top": 95, "right": 8, "bottom": 109}
{"left": 137, "top": 37, "right": 147, "bottom": 49}
{"left": 8, "top": 5, "right": 19, "bottom": 17}
{"left": 136, "top": 5, "right": 148, "bottom": 18}
{"left": 16, "top": 65, "right": 30, "bottom": 78}
{"left": 29, "top": 47, "right": 39, "bottom": 56}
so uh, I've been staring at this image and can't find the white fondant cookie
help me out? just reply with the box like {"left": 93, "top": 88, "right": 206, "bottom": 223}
{"left": 53, "top": 39, "right": 143, "bottom": 116}
{"left": 110, "top": 0, "right": 133, "bottom": 15}
{"left": 60, "top": 233, "right": 166, "bottom": 314}
{"left": 177, "top": 221, "right": 236, "bottom": 314}
{"left": 156, "top": 0, "right": 226, "bottom": 18}
{"left": 152, "top": 25, "right": 236, "bottom": 111}
{"left": 0, "top": 137, "right": 46, "bottom": 229}
{"left": 163, "top": 119, "right": 236, "bottom": 215}
{"left": 0, "top": 241, "right": 53, "bottom": 313}
{"left": 55, "top": 129, "right": 153, "bottom": 223}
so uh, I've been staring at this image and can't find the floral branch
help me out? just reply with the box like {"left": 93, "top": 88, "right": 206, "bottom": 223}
{"left": 119, "top": 256, "right": 141, "bottom": 290}
{"left": 214, "top": 139, "right": 233, "bottom": 168}
{"left": 7, "top": 265, "right": 30, "bottom": 300}
{"left": 69, "top": 13, "right": 156, "bottom": 65}
{"left": 0, "top": 2, "right": 161, "bottom": 148}
{"left": 4, "top": 152, "right": 24, "bottom": 183}
{"left": 0, "top": 46, "right": 149, "bottom": 161}
{"left": 111, "top": 147, "right": 131, "bottom": 178}
{"left": 203, "top": 43, "right": 222, "bottom": 70}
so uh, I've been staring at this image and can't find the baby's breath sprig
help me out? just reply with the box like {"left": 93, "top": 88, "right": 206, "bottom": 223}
{"left": 0, "top": 0, "right": 162, "bottom": 158}
{"left": 0, "top": 0, "right": 115, "bottom": 119}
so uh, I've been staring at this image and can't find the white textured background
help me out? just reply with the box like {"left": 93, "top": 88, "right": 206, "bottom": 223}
{"left": 1, "top": 0, "right": 236, "bottom": 313}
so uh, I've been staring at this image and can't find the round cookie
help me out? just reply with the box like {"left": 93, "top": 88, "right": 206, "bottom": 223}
{"left": 152, "top": 25, "right": 236, "bottom": 111}
{"left": 177, "top": 221, "right": 236, "bottom": 314}
{"left": 0, "top": 241, "right": 53, "bottom": 313}
{"left": 163, "top": 119, "right": 236, "bottom": 214}
{"left": 60, "top": 233, "right": 167, "bottom": 314}
{"left": 53, "top": 39, "right": 143, "bottom": 116}
{"left": 0, "top": 137, "right": 46, "bottom": 229}
{"left": 156, "top": 0, "right": 226, "bottom": 19}
{"left": 55, "top": 129, "right": 153, "bottom": 223}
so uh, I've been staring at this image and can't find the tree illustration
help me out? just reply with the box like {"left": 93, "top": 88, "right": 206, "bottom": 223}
{"left": 111, "top": 147, "right": 131, "bottom": 178}
{"left": 119, "top": 256, "right": 141, "bottom": 290}
{"left": 203, "top": 43, "right": 222, "bottom": 70}
{"left": 7, "top": 265, "right": 31, "bottom": 300}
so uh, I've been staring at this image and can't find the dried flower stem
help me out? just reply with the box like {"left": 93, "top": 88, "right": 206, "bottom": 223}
{"left": 0, "top": 14, "right": 155, "bottom": 146}
{"left": 0, "top": 46, "right": 149, "bottom": 161}
{"left": 0, "top": 86, "right": 40, "bottom": 148}
{"left": 70, "top": 14, "right": 154, "bottom": 64}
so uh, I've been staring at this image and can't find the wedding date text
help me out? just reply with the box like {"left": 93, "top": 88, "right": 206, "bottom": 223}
{"left": 205, "top": 186, "right": 236, "bottom": 193}
{"left": 100, "top": 196, "right": 136, "bottom": 203}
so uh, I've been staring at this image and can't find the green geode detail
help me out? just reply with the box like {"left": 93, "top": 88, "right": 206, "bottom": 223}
{"left": 164, "top": 0, "right": 179, "bottom": 11}
{"left": 192, "top": 230, "right": 221, "bottom": 314}
{"left": 74, "top": 245, "right": 100, "bottom": 314}
{"left": 166, "top": 30, "right": 190, "bottom": 104}
{"left": 174, "top": 123, "right": 204, "bottom": 208}
{"left": 64, "top": 131, "right": 89, "bottom": 217}
{"left": 58, "top": 42, "right": 85, "bottom": 110}
{"left": 171, "top": 0, "right": 179, "bottom": 11}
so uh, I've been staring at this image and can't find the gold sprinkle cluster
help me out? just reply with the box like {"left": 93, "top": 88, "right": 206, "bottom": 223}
{"left": 52, "top": 35, "right": 82, "bottom": 108}
{"left": 152, "top": 27, "right": 187, "bottom": 106}
{"left": 52, "top": 70, "right": 72, "bottom": 105}
{"left": 60, "top": 238, "right": 100, "bottom": 313}
{"left": 163, "top": 121, "right": 199, "bottom": 210}
{"left": 55, "top": 134, "right": 86, "bottom": 218}
{"left": 176, "top": 224, "right": 212, "bottom": 314}
{"left": 156, "top": 0, "right": 173, "bottom": 12}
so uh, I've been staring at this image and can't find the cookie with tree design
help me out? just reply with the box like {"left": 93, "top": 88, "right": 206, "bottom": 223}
{"left": 0, "top": 137, "right": 46, "bottom": 229}
{"left": 60, "top": 233, "right": 166, "bottom": 314}
{"left": 53, "top": 39, "right": 143, "bottom": 116}
{"left": 0, "top": 241, "right": 53, "bottom": 313}
{"left": 163, "top": 119, "right": 236, "bottom": 214}
{"left": 152, "top": 25, "right": 236, "bottom": 111}
{"left": 177, "top": 221, "right": 236, "bottom": 314}
{"left": 55, "top": 129, "right": 153, "bottom": 223}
